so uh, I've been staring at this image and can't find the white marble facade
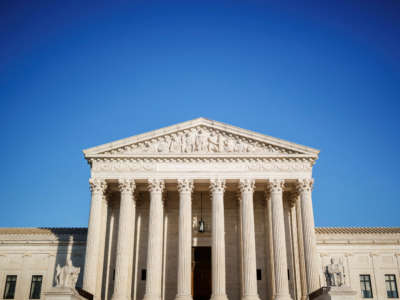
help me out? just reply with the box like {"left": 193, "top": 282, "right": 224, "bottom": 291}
{"left": 0, "top": 119, "right": 399, "bottom": 300}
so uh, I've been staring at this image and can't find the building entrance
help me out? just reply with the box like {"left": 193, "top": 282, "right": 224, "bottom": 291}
{"left": 192, "top": 246, "right": 212, "bottom": 300}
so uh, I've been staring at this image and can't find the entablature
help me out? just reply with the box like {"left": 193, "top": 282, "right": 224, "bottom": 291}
{"left": 89, "top": 156, "right": 314, "bottom": 179}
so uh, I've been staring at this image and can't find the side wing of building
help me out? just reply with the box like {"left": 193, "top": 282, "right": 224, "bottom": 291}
{"left": 316, "top": 227, "right": 400, "bottom": 299}
{"left": 0, "top": 228, "right": 87, "bottom": 299}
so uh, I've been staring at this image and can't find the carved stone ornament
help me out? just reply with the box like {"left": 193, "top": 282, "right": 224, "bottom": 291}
{"left": 90, "top": 157, "right": 314, "bottom": 173}
{"left": 118, "top": 178, "right": 135, "bottom": 193}
{"left": 148, "top": 178, "right": 165, "bottom": 193}
{"left": 89, "top": 178, "right": 107, "bottom": 193}
{"left": 264, "top": 190, "right": 270, "bottom": 201}
{"left": 267, "top": 179, "right": 284, "bottom": 193}
{"left": 98, "top": 126, "right": 301, "bottom": 155}
{"left": 238, "top": 178, "right": 255, "bottom": 193}
{"left": 55, "top": 256, "right": 80, "bottom": 289}
{"left": 209, "top": 178, "right": 226, "bottom": 193}
{"left": 296, "top": 178, "right": 314, "bottom": 193}
{"left": 324, "top": 257, "right": 346, "bottom": 287}
{"left": 177, "top": 178, "right": 194, "bottom": 194}
{"left": 288, "top": 191, "right": 299, "bottom": 207}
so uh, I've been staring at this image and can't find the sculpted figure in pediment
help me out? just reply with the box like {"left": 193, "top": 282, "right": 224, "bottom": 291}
{"left": 98, "top": 125, "right": 304, "bottom": 155}
{"left": 186, "top": 128, "right": 197, "bottom": 153}
{"left": 224, "top": 135, "right": 235, "bottom": 152}
{"left": 207, "top": 132, "right": 219, "bottom": 152}
{"left": 196, "top": 129, "right": 209, "bottom": 152}
{"left": 169, "top": 133, "right": 181, "bottom": 153}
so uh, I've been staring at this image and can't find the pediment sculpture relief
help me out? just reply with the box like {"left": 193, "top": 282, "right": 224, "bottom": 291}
{"left": 101, "top": 127, "right": 299, "bottom": 155}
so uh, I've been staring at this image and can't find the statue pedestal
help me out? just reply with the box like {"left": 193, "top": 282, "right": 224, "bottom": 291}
{"left": 45, "top": 287, "right": 83, "bottom": 300}
{"left": 309, "top": 287, "right": 357, "bottom": 300}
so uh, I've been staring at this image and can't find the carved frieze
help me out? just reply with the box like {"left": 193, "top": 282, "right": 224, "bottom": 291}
{"left": 98, "top": 126, "right": 301, "bottom": 155}
{"left": 90, "top": 157, "right": 314, "bottom": 173}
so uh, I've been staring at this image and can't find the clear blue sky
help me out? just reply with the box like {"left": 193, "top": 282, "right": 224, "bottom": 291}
{"left": 1, "top": 1, "right": 399, "bottom": 228}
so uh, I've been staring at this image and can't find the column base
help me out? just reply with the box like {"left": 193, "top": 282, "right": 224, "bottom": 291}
{"left": 111, "top": 295, "right": 131, "bottom": 300}
{"left": 175, "top": 295, "right": 193, "bottom": 300}
{"left": 143, "top": 294, "right": 162, "bottom": 300}
{"left": 241, "top": 295, "right": 261, "bottom": 300}
{"left": 210, "top": 294, "right": 229, "bottom": 300}
{"left": 273, "top": 294, "right": 293, "bottom": 300}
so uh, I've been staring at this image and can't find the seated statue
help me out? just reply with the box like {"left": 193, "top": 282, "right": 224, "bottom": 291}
{"left": 55, "top": 257, "right": 80, "bottom": 289}
{"left": 325, "top": 257, "right": 345, "bottom": 287}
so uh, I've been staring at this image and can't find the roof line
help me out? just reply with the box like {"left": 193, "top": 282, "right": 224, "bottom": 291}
{"left": 1, "top": 227, "right": 400, "bottom": 235}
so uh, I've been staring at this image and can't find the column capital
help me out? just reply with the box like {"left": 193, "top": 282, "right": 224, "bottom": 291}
{"left": 209, "top": 178, "right": 225, "bottom": 193}
{"left": 89, "top": 178, "right": 107, "bottom": 194}
{"left": 148, "top": 178, "right": 165, "bottom": 193}
{"left": 118, "top": 178, "right": 136, "bottom": 193}
{"left": 264, "top": 189, "right": 270, "bottom": 201}
{"left": 296, "top": 178, "right": 314, "bottom": 193}
{"left": 267, "top": 179, "right": 284, "bottom": 193}
{"left": 239, "top": 178, "right": 255, "bottom": 193}
{"left": 177, "top": 178, "right": 194, "bottom": 194}
{"left": 288, "top": 191, "right": 299, "bottom": 208}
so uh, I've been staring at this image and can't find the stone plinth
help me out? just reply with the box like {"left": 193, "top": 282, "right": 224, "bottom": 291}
{"left": 45, "top": 287, "right": 84, "bottom": 300}
{"left": 309, "top": 287, "right": 357, "bottom": 300}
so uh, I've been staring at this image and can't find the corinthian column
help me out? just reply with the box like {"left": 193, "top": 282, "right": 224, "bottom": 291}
{"left": 210, "top": 178, "right": 229, "bottom": 300}
{"left": 268, "top": 179, "right": 292, "bottom": 300}
{"left": 294, "top": 192, "right": 307, "bottom": 300}
{"left": 143, "top": 179, "right": 165, "bottom": 300}
{"left": 175, "top": 179, "right": 194, "bottom": 300}
{"left": 112, "top": 179, "right": 136, "bottom": 300}
{"left": 238, "top": 179, "right": 261, "bottom": 300}
{"left": 83, "top": 178, "right": 107, "bottom": 297}
{"left": 296, "top": 178, "right": 320, "bottom": 294}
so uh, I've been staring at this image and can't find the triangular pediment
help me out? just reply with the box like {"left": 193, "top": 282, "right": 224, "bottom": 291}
{"left": 83, "top": 118, "right": 319, "bottom": 158}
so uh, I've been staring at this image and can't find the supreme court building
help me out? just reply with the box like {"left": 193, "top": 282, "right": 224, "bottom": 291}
{"left": 1, "top": 118, "right": 399, "bottom": 300}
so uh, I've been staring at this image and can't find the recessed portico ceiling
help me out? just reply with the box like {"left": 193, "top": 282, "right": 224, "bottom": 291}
{"left": 83, "top": 118, "right": 319, "bottom": 159}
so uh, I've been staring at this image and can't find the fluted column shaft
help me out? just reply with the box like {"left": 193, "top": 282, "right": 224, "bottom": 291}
{"left": 268, "top": 179, "right": 292, "bottom": 300}
{"left": 112, "top": 179, "right": 136, "bottom": 300}
{"left": 239, "top": 179, "right": 261, "bottom": 300}
{"left": 210, "top": 179, "right": 229, "bottom": 300}
{"left": 143, "top": 179, "right": 165, "bottom": 300}
{"left": 297, "top": 178, "right": 320, "bottom": 294}
{"left": 294, "top": 193, "right": 307, "bottom": 300}
{"left": 175, "top": 179, "right": 194, "bottom": 300}
{"left": 83, "top": 178, "right": 107, "bottom": 297}
{"left": 264, "top": 192, "right": 275, "bottom": 300}
{"left": 96, "top": 191, "right": 109, "bottom": 298}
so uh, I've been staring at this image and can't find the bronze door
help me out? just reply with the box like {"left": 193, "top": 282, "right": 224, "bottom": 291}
{"left": 192, "top": 247, "right": 212, "bottom": 300}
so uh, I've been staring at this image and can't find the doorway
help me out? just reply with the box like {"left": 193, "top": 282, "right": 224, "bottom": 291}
{"left": 192, "top": 246, "right": 212, "bottom": 300}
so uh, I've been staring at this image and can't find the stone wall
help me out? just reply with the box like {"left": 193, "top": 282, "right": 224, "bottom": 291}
{"left": 0, "top": 229, "right": 86, "bottom": 300}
